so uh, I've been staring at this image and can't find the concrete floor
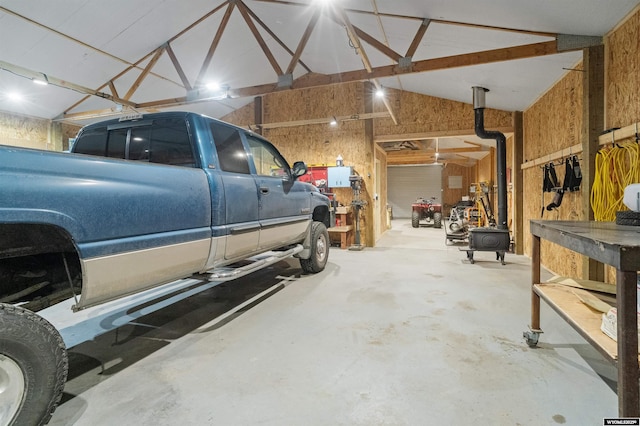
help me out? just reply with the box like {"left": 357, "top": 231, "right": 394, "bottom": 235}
{"left": 44, "top": 220, "right": 618, "bottom": 425}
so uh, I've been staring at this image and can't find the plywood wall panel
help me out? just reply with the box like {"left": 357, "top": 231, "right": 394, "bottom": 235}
{"left": 222, "top": 102, "right": 255, "bottom": 128}
{"left": 606, "top": 8, "right": 640, "bottom": 129}
{"left": 0, "top": 111, "right": 49, "bottom": 149}
{"left": 523, "top": 67, "right": 584, "bottom": 278}
{"left": 442, "top": 163, "right": 475, "bottom": 213}
{"left": 374, "top": 89, "right": 512, "bottom": 136}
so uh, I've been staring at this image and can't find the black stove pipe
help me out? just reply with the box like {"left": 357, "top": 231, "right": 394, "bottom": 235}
{"left": 472, "top": 86, "right": 507, "bottom": 230}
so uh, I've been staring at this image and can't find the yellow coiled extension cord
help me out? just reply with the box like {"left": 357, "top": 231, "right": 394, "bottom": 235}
{"left": 590, "top": 140, "right": 640, "bottom": 221}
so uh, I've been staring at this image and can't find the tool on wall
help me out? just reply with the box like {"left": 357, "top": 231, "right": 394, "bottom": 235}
{"left": 541, "top": 156, "right": 583, "bottom": 216}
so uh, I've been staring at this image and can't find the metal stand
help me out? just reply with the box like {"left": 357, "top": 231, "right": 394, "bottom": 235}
{"left": 348, "top": 175, "right": 367, "bottom": 251}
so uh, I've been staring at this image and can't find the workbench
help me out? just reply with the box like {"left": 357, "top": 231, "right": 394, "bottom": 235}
{"left": 328, "top": 206, "right": 354, "bottom": 249}
{"left": 526, "top": 220, "right": 640, "bottom": 416}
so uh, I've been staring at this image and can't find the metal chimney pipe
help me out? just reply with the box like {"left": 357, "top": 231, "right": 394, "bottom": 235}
{"left": 472, "top": 86, "right": 508, "bottom": 230}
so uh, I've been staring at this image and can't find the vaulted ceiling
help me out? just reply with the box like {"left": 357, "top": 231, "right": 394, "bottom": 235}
{"left": 0, "top": 0, "right": 638, "bottom": 139}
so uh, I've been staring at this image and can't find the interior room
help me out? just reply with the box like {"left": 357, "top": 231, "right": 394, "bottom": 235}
{"left": 1, "top": 1, "right": 640, "bottom": 424}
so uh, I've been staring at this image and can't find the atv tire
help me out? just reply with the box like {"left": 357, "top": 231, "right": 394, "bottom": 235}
{"left": 433, "top": 212, "right": 442, "bottom": 229}
{"left": 411, "top": 211, "right": 420, "bottom": 228}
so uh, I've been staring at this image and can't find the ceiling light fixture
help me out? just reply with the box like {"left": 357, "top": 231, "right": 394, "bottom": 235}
{"left": 329, "top": 116, "right": 338, "bottom": 126}
{"left": 375, "top": 87, "right": 384, "bottom": 98}
{"left": 32, "top": 73, "right": 49, "bottom": 86}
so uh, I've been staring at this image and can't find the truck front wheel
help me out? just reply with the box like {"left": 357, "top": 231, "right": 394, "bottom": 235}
{"left": 0, "top": 303, "right": 67, "bottom": 426}
{"left": 300, "top": 222, "right": 329, "bottom": 274}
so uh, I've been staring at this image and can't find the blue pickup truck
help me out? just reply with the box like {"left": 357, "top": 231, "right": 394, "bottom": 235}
{"left": 0, "top": 111, "right": 332, "bottom": 425}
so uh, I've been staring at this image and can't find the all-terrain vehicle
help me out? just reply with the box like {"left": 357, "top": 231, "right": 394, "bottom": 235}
{"left": 411, "top": 196, "right": 443, "bottom": 228}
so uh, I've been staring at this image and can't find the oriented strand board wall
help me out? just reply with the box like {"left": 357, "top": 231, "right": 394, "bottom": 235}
{"left": 222, "top": 84, "right": 516, "bottom": 247}
{"left": 0, "top": 111, "right": 80, "bottom": 151}
{"left": 523, "top": 66, "right": 584, "bottom": 277}
{"left": 0, "top": 111, "right": 50, "bottom": 149}
{"left": 374, "top": 89, "right": 512, "bottom": 135}
{"left": 442, "top": 163, "right": 475, "bottom": 212}
{"left": 260, "top": 82, "right": 374, "bottom": 245}
{"left": 221, "top": 102, "right": 255, "bottom": 129}
{"left": 606, "top": 8, "right": 640, "bottom": 129}
{"left": 602, "top": 7, "right": 640, "bottom": 281}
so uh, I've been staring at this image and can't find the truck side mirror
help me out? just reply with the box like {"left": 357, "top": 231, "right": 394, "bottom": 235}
{"left": 291, "top": 161, "right": 307, "bottom": 179}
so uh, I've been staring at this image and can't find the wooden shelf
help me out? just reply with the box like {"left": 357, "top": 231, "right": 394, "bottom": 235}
{"left": 329, "top": 210, "right": 354, "bottom": 249}
{"left": 533, "top": 283, "right": 638, "bottom": 363}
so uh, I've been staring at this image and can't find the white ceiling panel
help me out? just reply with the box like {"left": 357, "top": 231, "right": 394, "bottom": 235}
{"left": 0, "top": 0, "right": 637, "bottom": 123}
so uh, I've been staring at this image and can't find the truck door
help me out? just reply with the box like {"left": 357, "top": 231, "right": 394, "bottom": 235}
{"left": 244, "top": 135, "right": 310, "bottom": 250}
{"left": 210, "top": 123, "right": 260, "bottom": 259}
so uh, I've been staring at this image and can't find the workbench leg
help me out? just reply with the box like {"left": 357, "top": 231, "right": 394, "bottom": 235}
{"left": 531, "top": 234, "right": 541, "bottom": 331}
{"left": 617, "top": 270, "right": 640, "bottom": 417}
{"left": 523, "top": 234, "right": 543, "bottom": 347}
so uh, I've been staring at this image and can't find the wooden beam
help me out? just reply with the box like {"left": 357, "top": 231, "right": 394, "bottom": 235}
{"left": 386, "top": 150, "right": 476, "bottom": 166}
{"left": 250, "top": 0, "right": 557, "bottom": 37}
{"left": 165, "top": 42, "right": 192, "bottom": 91}
{"left": 375, "top": 128, "right": 513, "bottom": 143}
{"left": 269, "top": 41, "right": 560, "bottom": 95}
{"left": 196, "top": 1, "right": 235, "bottom": 87}
{"left": 285, "top": 8, "right": 321, "bottom": 75}
{"left": 512, "top": 111, "right": 524, "bottom": 255}
{"left": 168, "top": 1, "right": 229, "bottom": 44}
{"left": 405, "top": 19, "right": 430, "bottom": 58}
{"left": 107, "top": 81, "right": 119, "bottom": 99}
{"left": 332, "top": 6, "right": 373, "bottom": 72}
{"left": 352, "top": 25, "right": 402, "bottom": 63}
{"left": 236, "top": 0, "right": 283, "bottom": 76}
{"left": 61, "top": 106, "right": 139, "bottom": 121}
{"left": 122, "top": 41, "right": 563, "bottom": 113}
{"left": 581, "top": 44, "right": 605, "bottom": 281}
{"left": 0, "top": 60, "right": 137, "bottom": 108}
{"left": 243, "top": 5, "right": 312, "bottom": 73}
{"left": 124, "top": 46, "right": 165, "bottom": 101}
{"left": 259, "top": 111, "right": 389, "bottom": 129}
{"left": 371, "top": 80, "right": 398, "bottom": 125}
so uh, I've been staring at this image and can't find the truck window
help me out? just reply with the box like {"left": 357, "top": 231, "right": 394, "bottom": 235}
{"left": 210, "top": 123, "right": 250, "bottom": 174}
{"left": 245, "top": 135, "right": 288, "bottom": 177}
{"left": 74, "top": 118, "right": 194, "bottom": 166}
{"left": 74, "top": 127, "right": 107, "bottom": 156}
{"left": 130, "top": 118, "right": 195, "bottom": 167}
{"left": 107, "top": 128, "right": 127, "bottom": 159}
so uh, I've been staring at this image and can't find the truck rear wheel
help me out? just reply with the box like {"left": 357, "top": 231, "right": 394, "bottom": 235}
{"left": 300, "top": 222, "right": 329, "bottom": 273}
{"left": 0, "top": 303, "right": 67, "bottom": 426}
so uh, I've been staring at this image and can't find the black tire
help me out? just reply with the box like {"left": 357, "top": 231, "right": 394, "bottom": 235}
{"left": 616, "top": 210, "right": 640, "bottom": 226}
{"left": 411, "top": 211, "right": 420, "bottom": 228}
{"left": 433, "top": 212, "right": 442, "bottom": 229}
{"left": 0, "top": 303, "right": 67, "bottom": 426}
{"left": 300, "top": 222, "right": 330, "bottom": 274}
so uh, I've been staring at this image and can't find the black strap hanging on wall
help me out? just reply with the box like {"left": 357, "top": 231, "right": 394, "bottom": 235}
{"left": 569, "top": 156, "right": 582, "bottom": 191}
{"left": 562, "top": 157, "right": 572, "bottom": 191}
{"left": 543, "top": 163, "right": 559, "bottom": 192}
